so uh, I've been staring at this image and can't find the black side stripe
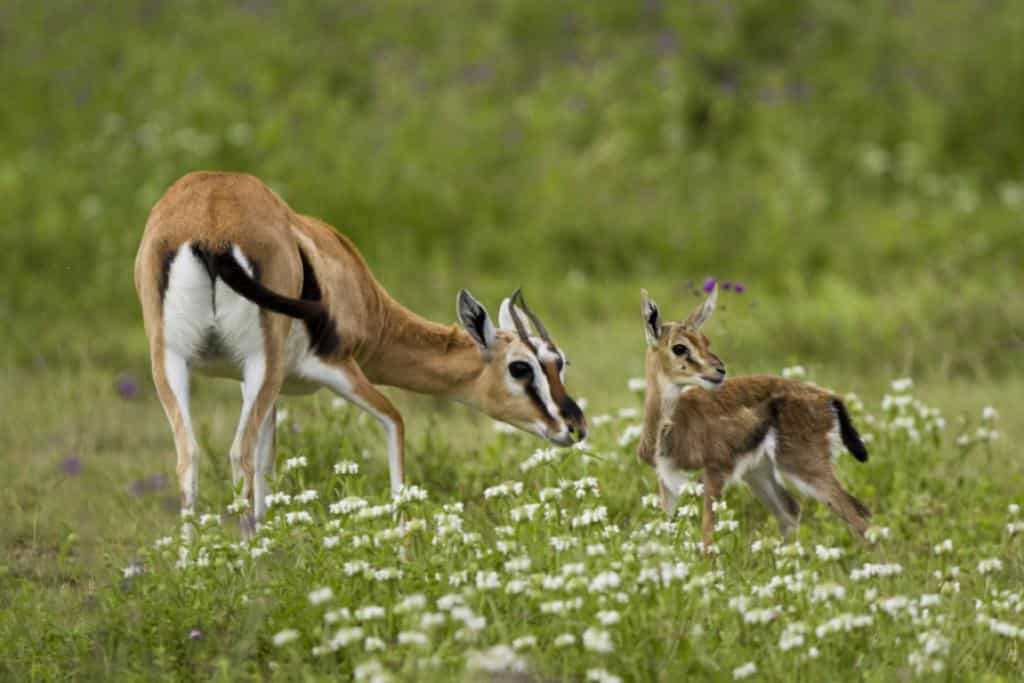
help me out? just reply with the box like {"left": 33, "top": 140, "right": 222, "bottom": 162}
{"left": 206, "top": 246, "right": 341, "bottom": 357}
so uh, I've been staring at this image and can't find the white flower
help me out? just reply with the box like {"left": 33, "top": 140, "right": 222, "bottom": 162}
{"left": 264, "top": 492, "right": 292, "bottom": 508}
{"left": 476, "top": 571, "right": 501, "bottom": 590}
{"left": 933, "top": 539, "right": 953, "bottom": 555}
{"left": 550, "top": 536, "right": 579, "bottom": 552}
{"left": 815, "top": 613, "right": 873, "bottom": 638}
{"left": 618, "top": 407, "right": 640, "bottom": 419}
{"left": 123, "top": 563, "right": 143, "bottom": 578}
{"left": 484, "top": 482, "right": 524, "bottom": 499}
{"left": 781, "top": 366, "right": 806, "bottom": 379}
{"left": 587, "top": 543, "right": 607, "bottom": 557}
{"left": 811, "top": 583, "right": 846, "bottom": 603}
{"left": 355, "top": 605, "right": 386, "bottom": 621}
{"left": 978, "top": 558, "right": 1004, "bottom": 574}
{"left": 364, "top": 637, "right": 386, "bottom": 652}
{"left": 597, "top": 610, "right": 621, "bottom": 626}
{"left": 815, "top": 545, "right": 844, "bottom": 561}
{"left": 982, "top": 406, "right": 998, "bottom": 421}
{"left": 618, "top": 425, "right": 642, "bottom": 446}
{"left": 282, "top": 456, "right": 307, "bottom": 471}
{"left": 571, "top": 506, "right": 608, "bottom": 529}
{"left": 582, "top": 627, "right": 614, "bottom": 653}
{"left": 355, "top": 504, "right": 393, "bottom": 520}
{"left": 466, "top": 645, "right": 527, "bottom": 673}
{"left": 627, "top": 377, "right": 646, "bottom": 392}
{"left": 395, "top": 484, "right": 428, "bottom": 505}
{"left": 733, "top": 662, "right": 757, "bottom": 680}
{"left": 512, "top": 635, "right": 537, "bottom": 650}
{"left": 553, "top": 633, "right": 576, "bottom": 648}
{"left": 272, "top": 629, "right": 300, "bottom": 647}
{"left": 284, "top": 510, "right": 313, "bottom": 525}
{"left": 1008, "top": 503, "right": 1020, "bottom": 516}
{"left": 590, "top": 571, "right": 622, "bottom": 593}
{"left": 394, "top": 594, "right": 427, "bottom": 613}
{"left": 878, "top": 596, "right": 910, "bottom": 616}
{"left": 323, "top": 535, "right": 341, "bottom": 549}
{"left": 398, "top": 631, "right": 429, "bottom": 647}
{"left": 850, "top": 563, "right": 902, "bottom": 580}
{"left": 510, "top": 504, "right": 540, "bottom": 523}
{"left": 520, "top": 447, "right": 561, "bottom": 472}
{"left": 890, "top": 377, "right": 913, "bottom": 393}
{"left": 504, "top": 556, "right": 531, "bottom": 573}
{"left": 864, "top": 526, "right": 890, "bottom": 543}
{"left": 324, "top": 608, "right": 351, "bottom": 624}
{"left": 308, "top": 587, "right": 334, "bottom": 605}
{"left": 295, "top": 489, "right": 319, "bottom": 504}
{"left": 334, "top": 460, "right": 360, "bottom": 475}
{"left": 587, "top": 668, "right": 623, "bottom": 683}
{"left": 327, "top": 626, "right": 364, "bottom": 649}
{"left": 330, "top": 497, "right": 368, "bottom": 515}
{"left": 420, "top": 612, "right": 446, "bottom": 629}
{"left": 353, "top": 657, "right": 390, "bottom": 682}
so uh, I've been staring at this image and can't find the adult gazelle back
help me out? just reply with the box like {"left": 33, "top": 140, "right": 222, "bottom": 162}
{"left": 135, "top": 172, "right": 587, "bottom": 528}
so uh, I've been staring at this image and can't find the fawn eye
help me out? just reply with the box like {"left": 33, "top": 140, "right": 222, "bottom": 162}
{"left": 671, "top": 344, "right": 690, "bottom": 357}
{"left": 508, "top": 361, "right": 533, "bottom": 379}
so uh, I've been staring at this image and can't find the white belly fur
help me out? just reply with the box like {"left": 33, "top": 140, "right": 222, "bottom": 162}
{"left": 656, "top": 428, "right": 782, "bottom": 495}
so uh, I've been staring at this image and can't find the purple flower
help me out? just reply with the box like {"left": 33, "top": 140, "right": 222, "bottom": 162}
{"left": 117, "top": 374, "right": 138, "bottom": 400}
{"left": 129, "top": 473, "right": 169, "bottom": 496}
{"left": 60, "top": 456, "right": 82, "bottom": 476}
{"left": 189, "top": 629, "right": 203, "bottom": 641}
{"left": 702, "top": 277, "right": 717, "bottom": 293}
{"left": 722, "top": 281, "right": 732, "bottom": 291}
{"left": 734, "top": 283, "right": 746, "bottom": 293}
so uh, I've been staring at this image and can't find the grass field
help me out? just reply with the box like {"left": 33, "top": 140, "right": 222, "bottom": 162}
{"left": 2, "top": 1, "right": 1023, "bottom": 680}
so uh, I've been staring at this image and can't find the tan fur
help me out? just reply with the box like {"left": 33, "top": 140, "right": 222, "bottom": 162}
{"left": 638, "top": 286, "right": 871, "bottom": 551}
{"left": 136, "top": 172, "right": 585, "bottom": 520}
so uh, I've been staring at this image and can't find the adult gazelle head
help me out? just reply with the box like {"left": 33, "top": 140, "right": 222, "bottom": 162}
{"left": 457, "top": 288, "right": 587, "bottom": 446}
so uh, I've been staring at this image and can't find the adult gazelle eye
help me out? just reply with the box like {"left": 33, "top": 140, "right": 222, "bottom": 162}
{"left": 671, "top": 344, "right": 690, "bottom": 357}
{"left": 508, "top": 361, "right": 533, "bottom": 379}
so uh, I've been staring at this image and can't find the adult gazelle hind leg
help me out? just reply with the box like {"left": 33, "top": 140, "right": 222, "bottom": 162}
{"left": 302, "top": 357, "right": 406, "bottom": 497}
{"left": 150, "top": 343, "right": 201, "bottom": 540}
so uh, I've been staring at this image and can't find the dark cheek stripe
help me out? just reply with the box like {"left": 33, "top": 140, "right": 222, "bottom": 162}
{"left": 525, "top": 382, "right": 558, "bottom": 429}
{"left": 542, "top": 364, "right": 583, "bottom": 422}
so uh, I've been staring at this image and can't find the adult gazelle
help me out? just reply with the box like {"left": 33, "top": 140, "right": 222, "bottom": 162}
{"left": 135, "top": 172, "right": 586, "bottom": 528}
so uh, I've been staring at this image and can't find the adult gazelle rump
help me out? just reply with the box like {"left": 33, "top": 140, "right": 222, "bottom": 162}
{"left": 637, "top": 285, "right": 872, "bottom": 551}
{"left": 135, "top": 172, "right": 586, "bottom": 527}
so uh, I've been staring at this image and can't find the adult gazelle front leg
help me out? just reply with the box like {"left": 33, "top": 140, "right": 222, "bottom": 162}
{"left": 301, "top": 357, "right": 406, "bottom": 497}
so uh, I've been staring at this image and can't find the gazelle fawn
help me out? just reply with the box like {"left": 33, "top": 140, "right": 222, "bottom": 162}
{"left": 636, "top": 285, "right": 871, "bottom": 551}
{"left": 136, "top": 172, "right": 586, "bottom": 532}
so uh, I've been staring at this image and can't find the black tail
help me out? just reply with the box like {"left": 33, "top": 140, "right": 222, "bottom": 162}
{"left": 206, "top": 248, "right": 321, "bottom": 320}
{"left": 832, "top": 399, "right": 869, "bottom": 462}
{"left": 199, "top": 245, "right": 340, "bottom": 356}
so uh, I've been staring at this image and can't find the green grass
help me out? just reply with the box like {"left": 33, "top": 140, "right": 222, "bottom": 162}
{"left": 2, "top": 360, "right": 1021, "bottom": 681}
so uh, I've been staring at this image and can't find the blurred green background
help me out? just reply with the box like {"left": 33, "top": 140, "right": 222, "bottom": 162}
{"left": 3, "top": 0, "right": 1022, "bottom": 377}
{"left": 2, "top": 2, "right": 1023, "bottom": 676}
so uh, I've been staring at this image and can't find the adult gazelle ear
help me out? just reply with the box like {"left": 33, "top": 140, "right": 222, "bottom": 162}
{"left": 641, "top": 289, "right": 661, "bottom": 346}
{"left": 685, "top": 282, "right": 718, "bottom": 330}
{"left": 457, "top": 289, "right": 497, "bottom": 357}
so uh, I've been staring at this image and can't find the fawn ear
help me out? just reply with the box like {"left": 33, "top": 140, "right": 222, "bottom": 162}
{"left": 685, "top": 283, "right": 718, "bottom": 330}
{"left": 457, "top": 289, "right": 496, "bottom": 356}
{"left": 641, "top": 289, "right": 661, "bottom": 346}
